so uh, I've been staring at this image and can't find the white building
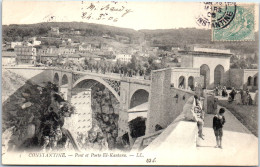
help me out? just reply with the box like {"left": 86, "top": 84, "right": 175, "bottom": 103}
{"left": 78, "top": 44, "right": 92, "bottom": 52}
{"left": 70, "top": 89, "right": 93, "bottom": 134}
{"left": 49, "top": 27, "right": 59, "bottom": 36}
{"left": 38, "top": 46, "right": 60, "bottom": 55}
{"left": 10, "top": 42, "right": 22, "bottom": 49}
{"left": 2, "top": 51, "right": 17, "bottom": 66}
{"left": 28, "top": 37, "right": 41, "bottom": 46}
{"left": 193, "top": 47, "right": 231, "bottom": 54}
{"left": 64, "top": 54, "right": 85, "bottom": 64}
{"left": 14, "top": 45, "right": 37, "bottom": 64}
{"left": 59, "top": 47, "right": 76, "bottom": 54}
{"left": 116, "top": 54, "right": 132, "bottom": 63}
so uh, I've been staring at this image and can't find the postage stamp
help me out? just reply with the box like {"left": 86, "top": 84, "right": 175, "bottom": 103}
{"left": 212, "top": 3, "right": 255, "bottom": 41}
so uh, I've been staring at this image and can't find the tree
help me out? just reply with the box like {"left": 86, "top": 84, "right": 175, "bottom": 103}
{"left": 230, "top": 62, "right": 240, "bottom": 69}
{"left": 172, "top": 57, "right": 179, "bottom": 63}
{"left": 128, "top": 117, "right": 146, "bottom": 138}
{"left": 239, "top": 59, "right": 247, "bottom": 69}
{"left": 106, "top": 61, "right": 112, "bottom": 73}
{"left": 160, "top": 55, "right": 168, "bottom": 68}
{"left": 254, "top": 53, "right": 258, "bottom": 62}
{"left": 99, "top": 59, "right": 106, "bottom": 74}
{"left": 127, "top": 55, "right": 139, "bottom": 73}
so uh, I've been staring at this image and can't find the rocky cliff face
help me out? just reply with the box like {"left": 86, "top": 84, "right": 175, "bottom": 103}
{"left": 2, "top": 70, "right": 75, "bottom": 153}
{"left": 2, "top": 69, "right": 28, "bottom": 102}
{"left": 2, "top": 69, "right": 129, "bottom": 152}
{"left": 76, "top": 83, "right": 129, "bottom": 151}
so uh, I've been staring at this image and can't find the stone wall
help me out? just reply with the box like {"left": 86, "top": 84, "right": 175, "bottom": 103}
{"left": 180, "top": 54, "right": 231, "bottom": 89}
{"left": 146, "top": 69, "right": 196, "bottom": 134}
{"left": 170, "top": 67, "right": 201, "bottom": 89}
{"left": 181, "top": 55, "right": 193, "bottom": 67}
{"left": 243, "top": 69, "right": 258, "bottom": 91}
{"left": 118, "top": 81, "right": 131, "bottom": 137}
{"left": 119, "top": 79, "right": 150, "bottom": 137}
{"left": 5, "top": 67, "right": 53, "bottom": 86}
{"left": 229, "top": 69, "right": 258, "bottom": 90}
{"left": 193, "top": 56, "right": 230, "bottom": 89}
{"left": 229, "top": 69, "right": 244, "bottom": 89}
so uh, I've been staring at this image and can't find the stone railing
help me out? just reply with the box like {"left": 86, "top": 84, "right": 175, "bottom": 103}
{"left": 131, "top": 110, "right": 197, "bottom": 152}
{"left": 5, "top": 65, "right": 152, "bottom": 83}
{"left": 143, "top": 120, "right": 197, "bottom": 151}
{"left": 131, "top": 129, "right": 164, "bottom": 152}
{"left": 51, "top": 67, "right": 151, "bottom": 82}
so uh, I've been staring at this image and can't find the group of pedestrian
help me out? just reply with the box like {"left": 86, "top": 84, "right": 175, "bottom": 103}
{"left": 214, "top": 84, "right": 228, "bottom": 97}
{"left": 214, "top": 85, "right": 255, "bottom": 105}
{"left": 229, "top": 88, "right": 254, "bottom": 105}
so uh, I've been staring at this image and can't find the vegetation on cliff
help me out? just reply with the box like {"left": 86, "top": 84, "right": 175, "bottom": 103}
{"left": 2, "top": 70, "right": 75, "bottom": 152}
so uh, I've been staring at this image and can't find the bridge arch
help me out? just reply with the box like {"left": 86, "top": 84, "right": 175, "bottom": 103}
{"left": 178, "top": 76, "right": 186, "bottom": 89}
{"left": 53, "top": 73, "right": 59, "bottom": 86}
{"left": 248, "top": 76, "right": 253, "bottom": 86}
{"left": 60, "top": 74, "right": 69, "bottom": 100}
{"left": 188, "top": 76, "right": 194, "bottom": 90}
{"left": 129, "top": 89, "right": 149, "bottom": 109}
{"left": 73, "top": 76, "right": 120, "bottom": 101}
{"left": 61, "top": 74, "right": 69, "bottom": 86}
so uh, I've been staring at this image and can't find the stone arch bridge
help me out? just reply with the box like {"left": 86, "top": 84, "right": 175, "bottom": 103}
{"left": 52, "top": 69, "right": 150, "bottom": 106}
{"left": 52, "top": 68, "right": 151, "bottom": 136}
{"left": 4, "top": 66, "right": 151, "bottom": 141}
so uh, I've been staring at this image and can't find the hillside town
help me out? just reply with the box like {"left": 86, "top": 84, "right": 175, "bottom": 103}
{"left": 2, "top": 17, "right": 259, "bottom": 166}
{"left": 2, "top": 26, "right": 258, "bottom": 78}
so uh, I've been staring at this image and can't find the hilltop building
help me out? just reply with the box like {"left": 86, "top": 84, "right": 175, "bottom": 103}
{"left": 28, "top": 37, "right": 41, "bottom": 46}
{"left": 78, "top": 44, "right": 92, "bottom": 53}
{"left": 10, "top": 42, "right": 23, "bottom": 49}
{"left": 116, "top": 54, "right": 132, "bottom": 63}
{"left": 49, "top": 27, "right": 60, "bottom": 36}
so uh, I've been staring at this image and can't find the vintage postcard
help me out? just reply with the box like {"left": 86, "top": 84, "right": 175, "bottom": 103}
{"left": 1, "top": 1, "right": 259, "bottom": 166}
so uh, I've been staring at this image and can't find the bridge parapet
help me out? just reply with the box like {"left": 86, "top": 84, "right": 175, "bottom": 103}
{"left": 131, "top": 129, "right": 163, "bottom": 152}
{"left": 52, "top": 67, "right": 150, "bottom": 83}
{"left": 131, "top": 110, "right": 197, "bottom": 152}
{"left": 121, "top": 77, "right": 151, "bottom": 86}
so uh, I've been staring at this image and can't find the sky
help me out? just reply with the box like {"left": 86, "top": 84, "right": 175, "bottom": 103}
{"left": 2, "top": 1, "right": 259, "bottom": 30}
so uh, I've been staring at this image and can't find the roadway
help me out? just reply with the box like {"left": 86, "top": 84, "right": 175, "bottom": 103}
{"left": 142, "top": 105, "right": 258, "bottom": 165}
{"left": 195, "top": 105, "right": 258, "bottom": 165}
{"left": 3, "top": 65, "right": 151, "bottom": 85}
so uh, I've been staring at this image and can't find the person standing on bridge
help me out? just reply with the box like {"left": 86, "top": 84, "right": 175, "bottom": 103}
{"left": 213, "top": 108, "right": 226, "bottom": 149}
{"left": 194, "top": 95, "right": 205, "bottom": 140}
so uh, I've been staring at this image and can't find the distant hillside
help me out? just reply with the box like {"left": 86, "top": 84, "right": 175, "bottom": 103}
{"left": 140, "top": 28, "right": 259, "bottom": 54}
{"left": 140, "top": 28, "right": 211, "bottom": 46}
{"left": 2, "top": 22, "right": 259, "bottom": 55}
{"left": 2, "top": 22, "right": 143, "bottom": 42}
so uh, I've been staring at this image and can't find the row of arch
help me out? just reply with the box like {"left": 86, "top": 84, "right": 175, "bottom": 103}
{"left": 178, "top": 64, "right": 225, "bottom": 89}
{"left": 247, "top": 76, "right": 258, "bottom": 86}
{"left": 200, "top": 64, "right": 224, "bottom": 88}
{"left": 54, "top": 73, "right": 69, "bottom": 86}
{"left": 178, "top": 76, "right": 195, "bottom": 90}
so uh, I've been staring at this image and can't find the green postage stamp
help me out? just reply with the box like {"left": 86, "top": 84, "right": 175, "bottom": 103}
{"left": 212, "top": 3, "right": 255, "bottom": 41}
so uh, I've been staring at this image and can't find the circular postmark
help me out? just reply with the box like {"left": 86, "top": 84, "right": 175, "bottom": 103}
{"left": 196, "top": 2, "right": 237, "bottom": 29}
{"left": 211, "top": 3, "right": 237, "bottom": 29}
